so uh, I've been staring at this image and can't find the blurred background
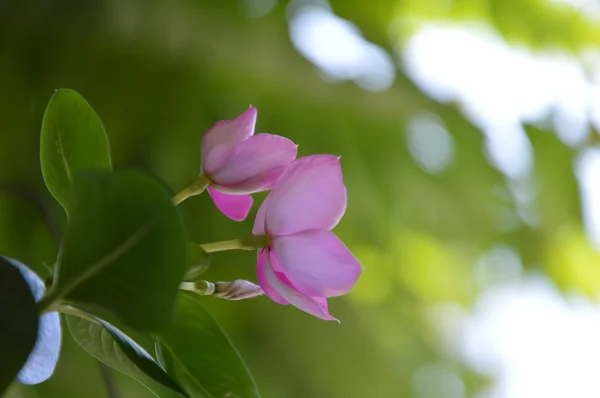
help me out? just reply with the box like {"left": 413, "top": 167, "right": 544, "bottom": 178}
{"left": 3, "top": 0, "right": 600, "bottom": 397}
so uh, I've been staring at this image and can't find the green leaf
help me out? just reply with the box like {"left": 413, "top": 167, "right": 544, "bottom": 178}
{"left": 184, "top": 244, "right": 210, "bottom": 282}
{"left": 40, "top": 88, "right": 112, "bottom": 214}
{"left": 157, "top": 292, "right": 260, "bottom": 398}
{"left": 65, "top": 314, "right": 187, "bottom": 398}
{"left": 5, "top": 257, "right": 62, "bottom": 386}
{"left": 42, "top": 170, "right": 187, "bottom": 331}
{"left": 0, "top": 257, "right": 38, "bottom": 395}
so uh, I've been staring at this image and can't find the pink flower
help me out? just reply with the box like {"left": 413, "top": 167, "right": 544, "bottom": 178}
{"left": 252, "top": 155, "right": 362, "bottom": 320}
{"left": 201, "top": 106, "right": 298, "bottom": 221}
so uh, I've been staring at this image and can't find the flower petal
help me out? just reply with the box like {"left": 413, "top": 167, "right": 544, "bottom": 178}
{"left": 210, "top": 134, "right": 297, "bottom": 190}
{"left": 208, "top": 187, "right": 253, "bottom": 221}
{"left": 252, "top": 195, "right": 269, "bottom": 235}
{"left": 201, "top": 106, "right": 257, "bottom": 174}
{"left": 271, "top": 230, "right": 362, "bottom": 298}
{"left": 213, "top": 166, "right": 287, "bottom": 195}
{"left": 256, "top": 249, "right": 288, "bottom": 305}
{"left": 265, "top": 251, "right": 338, "bottom": 321}
{"left": 265, "top": 155, "right": 347, "bottom": 235}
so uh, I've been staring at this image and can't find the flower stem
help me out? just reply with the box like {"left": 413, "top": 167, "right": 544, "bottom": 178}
{"left": 173, "top": 175, "right": 211, "bottom": 205}
{"left": 199, "top": 239, "right": 253, "bottom": 253}
{"left": 180, "top": 280, "right": 215, "bottom": 295}
{"left": 198, "top": 235, "right": 268, "bottom": 253}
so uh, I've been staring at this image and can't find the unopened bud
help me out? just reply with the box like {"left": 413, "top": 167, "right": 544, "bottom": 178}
{"left": 213, "top": 280, "right": 263, "bottom": 300}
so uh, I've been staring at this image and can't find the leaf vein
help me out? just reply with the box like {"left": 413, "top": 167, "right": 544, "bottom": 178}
{"left": 55, "top": 117, "right": 73, "bottom": 182}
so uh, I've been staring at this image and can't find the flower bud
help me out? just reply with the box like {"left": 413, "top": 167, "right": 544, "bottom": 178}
{"left": 213, "top": 280, "right": 263, "bottom": 300}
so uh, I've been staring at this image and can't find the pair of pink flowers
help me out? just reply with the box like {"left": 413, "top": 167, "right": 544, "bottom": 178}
{"left": 200, "top": 107, "right": 362, "bottom": 320}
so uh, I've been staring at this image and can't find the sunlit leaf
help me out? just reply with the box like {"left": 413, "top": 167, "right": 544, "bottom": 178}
{"left": 5, "top": 257, "right": 62, "bottom": 386}
{"left": 43, "top": 170, "right": 187, "bottom": 331}
{"left": 0, "top": 257, "right": 38, "bottom": 394}
{"left": 40, "top": 89, "right": 112, "bottom": 214}
{"left": 546, "top": 226, "right": 600, "bottom": 297}
{"left": 394, "top": 231, "right": 474, "bottom": 303}
{"left": 157, "top": 292, "right": 260, "bottom": 398}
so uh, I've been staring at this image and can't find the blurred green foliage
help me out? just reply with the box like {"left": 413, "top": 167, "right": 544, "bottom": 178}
{"left": 1, "top": 0, "right": 598, "bottom": 397}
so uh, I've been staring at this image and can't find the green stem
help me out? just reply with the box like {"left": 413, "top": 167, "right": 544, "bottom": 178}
{"left": 180, "top": 281, "right": 215, "bottom": 295}
{"left": 198, "top": 235, "right": 267, "bottom": 253}
{"left": 173, "top": 175, "right": 211, "bottom": 205}
{"left": 199, "top": 239, "right": 249, "bottom": 253}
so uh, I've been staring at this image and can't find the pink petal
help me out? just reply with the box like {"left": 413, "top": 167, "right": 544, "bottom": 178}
{"left": 201, "top": 106, "right": 257, "bottom": 174}
{"left": 210, "top": 134, "right": 297, "bottom": 192}
{"left": 213, "top": 165, "right": 286, "bottom": 195}
{"left": 265, "top": 251, "right": 338, "bottom": 321}
{"left": 252, "top": 195, "right": 269, "bottom": 235}
{"left": 257, "top": 249, "right": 288, "bottom": 305}
{"left": 271, "top": 230, "right": 362, "bottom": 298}
{"left": 265, "top": 155, "right": 347, "bottom": 235}
{"left": 208, "top": 187, "right": 253, "bottom": 221}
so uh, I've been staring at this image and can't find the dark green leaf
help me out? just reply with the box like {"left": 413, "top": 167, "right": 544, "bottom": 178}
{"left": 66, "top": 314, "right": 186, "bottom": 398}
{"left": 43, "top": 170, "right": 187, "bottom": 331}
{"left": 184, "top": 244, "right": 210, "bottom": 282}
{"left": 40, "top": 88, "right": 112, "bottom": 214}
{"left": 0, "top": 257, "right": 38, "bottom": 394}
{"left": 157, "top": 292, "right": 260, "bottom": 398}
{"left": 5, "top": 257, "right": 62, "bottom": 385}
